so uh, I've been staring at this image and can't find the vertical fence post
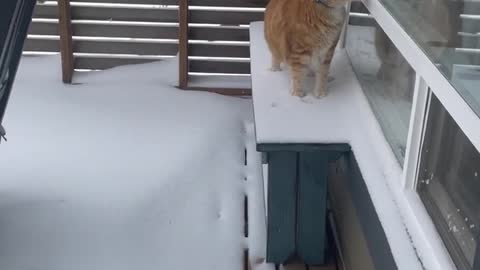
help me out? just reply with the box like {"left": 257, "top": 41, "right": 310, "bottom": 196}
{"left": 340, "top": 0, "right": 351, "bottom": 49}
{"left": 178, "top": 0, "right": 189, "bottom": 89}
{"left": 58, "top": 0, "right": 74, "bottom": 83}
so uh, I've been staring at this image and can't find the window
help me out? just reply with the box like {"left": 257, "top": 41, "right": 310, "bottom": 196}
{"left": 380, "top": 0, "right": 480, "bottom": 117}
{"left": 346, "top": 4, "right": 415, "bottom": 164}
{"left": 417, "top": 93, "right": 480, "bottom": 270}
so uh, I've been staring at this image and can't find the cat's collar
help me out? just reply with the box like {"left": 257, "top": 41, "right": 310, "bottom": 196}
{"left": 315, "top": 0, "right": 334, "bottom": 8}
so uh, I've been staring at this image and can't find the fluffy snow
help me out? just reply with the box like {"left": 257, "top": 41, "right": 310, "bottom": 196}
{"left": 250, "top": 21, "right": 426, "bottom": 270}
{"left": 0, "top": 55, "right": 269, "bottom": 270}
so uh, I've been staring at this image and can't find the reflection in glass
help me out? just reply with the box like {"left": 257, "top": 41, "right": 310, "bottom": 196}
{"left": 346, "top": 9, "right": 415, "bottom": 164}
{"left": 417, "top": 94, "right": 480, "bottom": 270}
{"left": 380, "top": 0, "right": 480, "bottom": 116}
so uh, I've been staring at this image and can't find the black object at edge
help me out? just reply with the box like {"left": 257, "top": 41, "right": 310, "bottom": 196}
{"left": 0, "top": 0, "right": 37, "bottom": 130}
{"left": 473, "top": 234, "right": 480, "bottom": 270}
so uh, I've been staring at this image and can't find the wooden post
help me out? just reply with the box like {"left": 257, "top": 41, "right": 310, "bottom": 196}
{"left": 296, "top": 152, "right": 329, "bottom": 265}
{"left": 58, "top": 0, "right": 74, "bottom": 83}
{"left": 267, "top": 151, "right": 297, "bottom": 263}
{"left": 178, "top": 0, "right": 189, "bottom": 89}
{"left": 261, "top": 143, "right": 350, "bottom": 266}
{"left": 340, "top": 0, "right": 351, "bottom": 49}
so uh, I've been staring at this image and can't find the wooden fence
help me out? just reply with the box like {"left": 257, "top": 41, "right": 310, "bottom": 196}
{"left": 25, "top": 0, "right": 266, "bottom": 94}
{"left": 25, "top": 0, "right": 364, "bottom": 95}
{"left": 178, "top": 0, "right": 266, "bottom": 95}
{"left": 25, "top": 0, "right": 179, "bottom": 83}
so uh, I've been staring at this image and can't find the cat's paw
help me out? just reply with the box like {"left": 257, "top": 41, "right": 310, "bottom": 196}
{"left": 269, "top": 66, "right": 282, "bottom": 72}
{"left": 313, "top": 90, "right": 327, "bottom": 98}
{"left": 301, "top": 96, "right": 315, "bottom": 104}
{"left": 291, "top": 89, "right": 305, "bottom": 97}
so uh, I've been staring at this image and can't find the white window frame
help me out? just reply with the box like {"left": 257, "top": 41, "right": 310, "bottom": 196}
{"left": 360, "top": 0, "right": 480, "bottom": 153}
{"left": 354, "top": 0, "right": 480, "bottom": 269}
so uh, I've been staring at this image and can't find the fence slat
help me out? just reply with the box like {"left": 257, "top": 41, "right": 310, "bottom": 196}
{"left": 190, "top": 0, "right": 267, "bottom": 7}
{"left": 189, "top": 44, "right": 249, "bottom": 57}
{"left": 69, "top": 0, "right": 178, "bottom": 4}
{"left": 33, "top": 5, "right": 178, "bottom": 22}
{"left": 350, "top": 1, "right": 369, "bottom": 13}
{"left": 74, "top": 41, "right": 178, "bottom": 55}
{"left": 189, "top": 10, "right": 263, "bottom": 25}
{"left": 28, "top": 23, "right": 59, "bottom": 35}
{"left": 29, "top": 23, "right": 179, "bottom": 39}
{"left": 75, "top": 57, "right": 158, "bottom": 69}
{"left": 189, "top": 27, "right": 249, "bottom": 41}
{"left": 32, "top": 4, "right": 59, "bottom": 18}
{"left": 348, "top": 16, "right": 375, "bottom": 26}
{"left": 24, "top": 39, "right": 60, "bottom": 52}
{"left": 189, "top": 60, "right": 250, "bottom": 74}
{"left": 24, "top": 39, "right": 178, "bottom": 55}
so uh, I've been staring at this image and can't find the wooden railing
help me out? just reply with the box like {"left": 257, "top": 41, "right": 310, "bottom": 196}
{"left": 26, "top": 0, "right": 267, "bottom": 95}
{"left": 177, "top": 0, "right": 267, "bottom": 95}
{"left": 26, "top": 0, "right": 179, "bottom": 81}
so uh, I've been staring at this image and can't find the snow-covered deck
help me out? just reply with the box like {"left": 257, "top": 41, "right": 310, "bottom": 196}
{"left": 250, "top": 21, "right": 425, "bottom": 270}
{"left": 0, "top": 56, "right": 272, "bottom": 270}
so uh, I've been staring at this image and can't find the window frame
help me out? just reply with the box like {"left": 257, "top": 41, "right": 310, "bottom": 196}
{"left": 358, "top": 0, "right": 480, "bottom": 153}
{"left": 350, "top": 0, "right": 480, "bottom": 269}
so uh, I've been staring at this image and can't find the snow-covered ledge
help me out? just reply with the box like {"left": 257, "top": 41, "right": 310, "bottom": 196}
{"left": 249, "top": 21, "right": 424, "bottom": 270}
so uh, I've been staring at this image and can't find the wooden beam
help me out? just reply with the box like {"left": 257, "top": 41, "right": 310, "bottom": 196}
{"left": 58, "top": 0, "right": 74, "bottom": 83}
{"left": 297, "top": 152, "right": 329, "bottom": 265}
{"left": 267, "top": 151, "right": 298, "bottom": 264}
{"left": 178, "top": 0, "right": 189, "bottom": 89}
{"left": 181, "top": 86, "right": 252, "bottom": 96}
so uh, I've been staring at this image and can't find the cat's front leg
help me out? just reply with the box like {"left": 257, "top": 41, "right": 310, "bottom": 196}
{"left": 290, "top": 65, "right": 306, "bottom": 97}
{"left": 313, "top": 65, "right": 329, "bottom": 98}
{"left": 313, "top": 49, "right": 335, "bottom": 98}
{"left": 270, "top": 56, "right": 282, "bottom": 72}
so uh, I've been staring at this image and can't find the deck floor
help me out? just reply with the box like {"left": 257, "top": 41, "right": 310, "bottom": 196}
{"left": 0, "top": 55, "right": 271, "bottom": 270}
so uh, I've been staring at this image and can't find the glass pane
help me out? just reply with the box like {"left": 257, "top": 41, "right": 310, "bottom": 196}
{"left": 417, "top": 93, "right": 480, "bottom": 270}
{"left": 346, "top": 5, "right": 415, "bottom": 164}
{"left": 380, "top": 0, "right": 480, "bottom": 117}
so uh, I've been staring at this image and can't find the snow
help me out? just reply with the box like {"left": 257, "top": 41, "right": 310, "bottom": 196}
{"left": 0, "top": 55, "right": 269, "bottom": 270}
{"left": 250, "top": 21, "right": 426, "bottom": 270}
{"left": 188, "top": 75, "right": 252, "bottom": 90}
{"left": 245, "top": 123, "right": 274, "bottom": 270}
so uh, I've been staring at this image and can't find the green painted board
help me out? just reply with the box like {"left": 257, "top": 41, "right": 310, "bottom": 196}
{"left": 257, "top": 143, "right": 350, "bottom": 153}
{"left": 266, "top": 151, "right": 298, "bottom": 263}
{"left": 296, "top": 152, "right": 329, "bottom": 265}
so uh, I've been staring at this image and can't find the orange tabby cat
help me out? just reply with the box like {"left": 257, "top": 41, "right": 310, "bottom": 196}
{"left": 265, "top": 0, "right": 347, "bottom": 97}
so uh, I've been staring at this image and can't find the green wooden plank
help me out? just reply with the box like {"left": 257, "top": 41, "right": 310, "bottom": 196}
{"left": 266, "top": 151, "right": 298, "bottom": 264}
{"left": 296, "top": 152, "right": 329, "bottom": 265}
{"left": 257, "top": 143, "right": 350, "bottom": 153}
